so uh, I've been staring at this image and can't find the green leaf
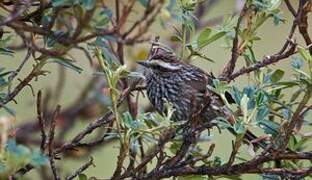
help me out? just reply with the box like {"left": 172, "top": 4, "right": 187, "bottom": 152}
{"left": 256, "top": 90, "right": 268, "bottom": 106}
{"left": 0, "top": 48, "right": 14, "bottom": 56}
{"left": 269, "top": 0, "right": 282, "bottom": 11}
{"left": 180, "top": 0, "right": 197, "bottom": 11}
{"left": 293, "top": 137, "right": 309, "bottom": 150}
{"left": 298, "top": 46, "right": 312, "bottom": 62}
{"left": 206, "top": 31, "right": 226, "bottom": 45}
{"left": 231, "top": 86, "right": 242, "bottom": 105}
{"left": 138, "top": 0, "right": 149, "bottom": 7}
{"left": 0, "top": 34, "right": 13, "bottom": 48}
{"left": 288, "top": 135, "right": 297, "bottom": 151}
{"left": 272, "top": 10, "right": 283, "bottom": 26}
{"left": 242, "top": 85, "right": 256, "bottom": 98}
{"left": 186, "top": 45, "right": 215, "bottom": 62}
{"left": 49, "top": 57, "right": 83, "bottom": 73}
{"left": 51, "top": 0, "right": 72, "bottom": 7}
{"left": 298, "top": 47, "right": 312, "bottom": 76}
{"left": 170, "top": 35, "right": 182, "bottom": 42}
{"left": 122, "top": 112, "right": 142, "bottom": 129}
{"left": 5, "top": 139, "right": 30, "bottom": 157}
{"left": 242, "top": 86, "right": 256, "bottom": 110}
{"left": 262, "top": 174, "right": 280, "bottom": 180}
{"left": 291, "top": 57, "right": 304, "bottom": 69}
{"left": 197, "top": 28, "right": 225, "bottom": 48}
{"left": 169, "top": 141, "right": 182, "bottom": 154}
{"left": 217, "top": 175, "right": 243, "bottom": 180}
{"left": 281, "top": 108, "right": 291, "bottom": 120}
{"left": 46, "top": 30, "right": 66, "bottom": 47}
{"left": 81, "top": 0, "right": 97, "bottom": 10}
{"left": 0, "top": 34, "right": 14, "bottom": 56}
{"left": 233, "top": 120, "right": 246, "bottom": 134}
{"left": 212, "top": 156, "right": 222, "bottom": 167}
{"left": 1, "top": 104, "right": 16, "bottom": 116}
{"left": 79, "top": 174, "right": 88, "bottom": 180}
{"left": 294, "top": 69, "right": 310, "bottom": 79}
{"left": 41, "top": 15, "right": 52, "bottom": 29}
{"left": 290, "top": 89, "right": 303, "bottom": 102}
{"left": 91, "top": 8, "right": 112, "bottom": 28}
{"left": 258, "top": 119, "right": 279, "bottom": 136}
{"left": 197, "top": 28, "right": 211, "bottom": 47}
{"left": 254, "top": 12, "right": 269, "bottom": 29}
{"left": 272, "top": 81, "right": 299, "bottom": 88}
{"left": 298, "top": 47, "right": 312, "bottom": 61}
{"left": 256, "top": 106, "right": 269, "bottom": 122}
{"left": 271, "top": 69, "right": 284, "bottom": 82}
{"left": 213, "top": 117, "right": 232, "bottom": 129}
{"left": 243, "top": 46, "right": 257, "bottom": 65}
{"left": 212, "top": 79, "right": 230, "bottom": 94}
{"left": 30, "top": 150, "right": 49, "bottom": 167}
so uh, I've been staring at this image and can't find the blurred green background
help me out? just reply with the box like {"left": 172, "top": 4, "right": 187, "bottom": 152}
{"left": 1, "top": 0, "right": 311, "bottom": 179}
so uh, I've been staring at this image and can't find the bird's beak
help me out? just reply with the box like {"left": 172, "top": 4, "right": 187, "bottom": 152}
{"left": 137, "top": 61, "right": 150, "bottom": 67}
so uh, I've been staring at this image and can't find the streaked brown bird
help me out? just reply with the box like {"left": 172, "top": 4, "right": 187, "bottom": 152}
{"left": 138, "top": 44, "right": 265, "bottom": 149}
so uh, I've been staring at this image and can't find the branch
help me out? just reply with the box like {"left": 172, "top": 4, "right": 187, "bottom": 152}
{"left": 285, "top": 0, "right": 296, "bottom": 17}
{"left": 297, "top": 0, "right": 312, "bottom": 54}
{"left": 37, "top": 90, "right": 46, "bottom": 153}
{"left": 65, "top": 157, "right": 94, "bottom": 180}
{"left": 220, "top": 0, "right": 309, "bottom": 81}
{"left": 0, "top": 60, "right": 47, "bottom": 108}
{"left": 226, "top": 42, "right": 296, "bottom": 81}
{"left": 282, "top": 88, "right": 312, "bottom": 149}
{"left": 248, "top": 167, "right": 312, "bottom": 178}
{"left": 8, "top": 22, "right": 115, "bottom": 46}
{"left": 220, "top": 3, "right": 247, "bottom": 78}
{"left": 7, "top": 48, "right": 32, "bottom": 94}
{"left": 55, "top": 79, "right": 143, "bottom": 154}
{"left": 138, "top": 151, "right": 312, "bottom": 179}
{"left": 48, "top": 105, "right": 61, "bottom": 180}
{"left": 0, "top": 0, "right": 31, "bottom": 26}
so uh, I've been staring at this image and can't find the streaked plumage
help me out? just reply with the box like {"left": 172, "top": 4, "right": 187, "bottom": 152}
{"left": 139, "top": 47, "right": 224, "bottom": 123}
{"left": 138, "top": 46, "right": 266, "bottom": 149}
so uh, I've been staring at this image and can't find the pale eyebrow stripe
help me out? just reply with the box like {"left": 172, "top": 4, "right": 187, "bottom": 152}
{"left": 150, "top": 60, "right": 181, "bottom": 70}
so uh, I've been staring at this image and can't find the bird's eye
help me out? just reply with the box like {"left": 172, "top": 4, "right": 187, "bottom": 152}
{"left": 151, "top": 64, "right": 166, "bottom": 71}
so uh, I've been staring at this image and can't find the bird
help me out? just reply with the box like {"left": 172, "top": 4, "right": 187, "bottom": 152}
{"left": 137, "top": 44, "right": 265, "bottom": 149}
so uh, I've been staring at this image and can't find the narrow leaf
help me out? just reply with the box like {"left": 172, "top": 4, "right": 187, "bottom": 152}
{"left": 197, "top": 28, "right": 212, "bottom": 48}
{"left": 271, "top": 69, "right": 284, "bottom": 82}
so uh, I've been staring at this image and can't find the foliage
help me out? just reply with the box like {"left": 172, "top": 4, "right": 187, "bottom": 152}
{"left": 0, "top": 0, "right": 311, "bottom": 179}
{"left": 0, "top": 139, "right": 48, "bottom": 179}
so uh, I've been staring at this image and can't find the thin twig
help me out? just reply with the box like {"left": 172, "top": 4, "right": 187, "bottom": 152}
{"left": 220, "top": 3, "right": 247, "bottom": 78}
{"left": 37, "top": 90, "right": 46, "bottom": 153}
{"left": 227, "top": 43, "right": 296, "bottom": 81}
{"left": 227, "top": 135, "right": 243, "bottom": 166}
{"left": 1, "top": 61, "right": 47, "bottom": 108}
{"left": 8, "top": 48, "right": 32, "bottom": 94}
{"left": 137, "top": 151, "right": 312, "bottom": 179}
{"left": 65, "top": 157, "right": 95, "bottom": 180}
{"left": 285, "top": 0, "right": 296, "bottom": 17}
{"left": 0, "top": 0, "right": 31, "bottom": 26}
{"left": 55, "top": 79, "right": 143, "bottom": 154}
{"left": 297, "top": 0, "right": 312, "bottom": 54}
{"left": 175, "top": 143, "right": 215, "bottom": 168}
{"left": 48, "top": 105, "right": 61, "bottom": 180}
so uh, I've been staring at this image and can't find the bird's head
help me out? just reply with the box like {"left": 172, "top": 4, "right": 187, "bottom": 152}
{"left": 137, "top": 47, "right": 182, "bottom": 73}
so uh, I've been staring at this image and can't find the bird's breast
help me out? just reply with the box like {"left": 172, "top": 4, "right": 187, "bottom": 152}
{"left": 145, "top": 74, "right": 191, "bottom": 121}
